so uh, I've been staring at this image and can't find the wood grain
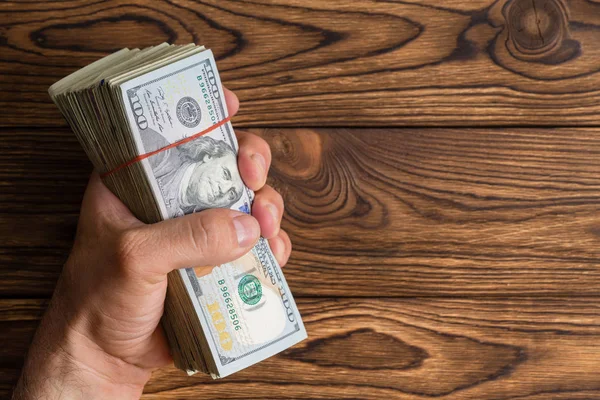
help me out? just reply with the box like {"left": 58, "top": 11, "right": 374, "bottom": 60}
{"left": 3, "top": 3, "right": 600, "bottom": 396}
{"left": 2, "top": 298, "right": 600, "bottom": 399}
{"left": 4, "top": 0, "right": 600, "bottom": 127}
{"left": 2, "top": 127, "right": 600, "bottom": 297}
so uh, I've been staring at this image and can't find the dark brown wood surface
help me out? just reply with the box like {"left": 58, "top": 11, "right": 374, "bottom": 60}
{"left": 3, "top": 127, "right": 600, "bottom": 298}
{"left": 4, "top": 0, "right": 600, "bottom": 127}
{"left": 2, "top": 298, "right": 600, "bottom": 399}
{"left": 2, "top": 0, "right": 600, "bottom": 399}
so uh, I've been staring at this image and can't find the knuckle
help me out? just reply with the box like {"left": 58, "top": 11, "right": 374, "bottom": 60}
{"left": 187, "top": 212, "right": 236, "bottom": 256}
{"left": 187, "top": 215, "right": 211, "bottom": 255}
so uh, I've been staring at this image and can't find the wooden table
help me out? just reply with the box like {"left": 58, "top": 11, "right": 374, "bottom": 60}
{"left": 2, "top": 0, "right": 600, "bottom": 398}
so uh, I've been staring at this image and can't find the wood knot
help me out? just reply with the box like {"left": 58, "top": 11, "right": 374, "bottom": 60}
{"left": 503, "top": 0, "right": 578, "bottom": 64}
{"left": 29, "top": 14, "right": 178, "bottom": 53}
{"left": 284, "top": 328, "right": 428, "bottom": 370}
{"left": 266, "top": 128, "right": 323, "bottom": 180}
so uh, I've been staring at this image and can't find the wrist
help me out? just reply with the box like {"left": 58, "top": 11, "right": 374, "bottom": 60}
{"left": 13, "top": 280, "right": 151, "bottom": 399}
{"left": 15, "top": 336, "right": 148, "bottom": 400}
{"left": 64, "top": 325, "right": 151, "bottom": 397}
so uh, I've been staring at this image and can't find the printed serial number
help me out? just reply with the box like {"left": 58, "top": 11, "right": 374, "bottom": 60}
{"left": 205, "top": 279, "right": 242, "bottom": 351}
{"left": 197, "top": 76, "right": 217, "bottom": 123}
{"left": 218, "top": 279, "right": 242, "bottom": 331}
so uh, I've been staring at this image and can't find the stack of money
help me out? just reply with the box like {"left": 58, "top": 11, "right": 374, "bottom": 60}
{"left": 48, "top": 43, "right": 307, "bottom": 378}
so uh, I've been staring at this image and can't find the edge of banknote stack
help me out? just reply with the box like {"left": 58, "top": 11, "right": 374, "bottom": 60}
{"left": 48, "top": 43, "right": 307, "bottom": 378}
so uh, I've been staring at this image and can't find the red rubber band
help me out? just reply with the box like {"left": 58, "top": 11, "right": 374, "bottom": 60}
{"left": 100, "top": 116, "right": 232, "bottom": 178}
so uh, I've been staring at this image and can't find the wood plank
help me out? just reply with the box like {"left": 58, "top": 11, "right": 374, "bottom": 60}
{"left": 2, "top": 127, "right": 600, "bottom": 297}
{"left": 1, "top": 297, "right": 600, "bottom": 399}
{"left": 266, "top": 126, "right": 600, "bottom": 297}
{"left": 3, "top": 0, "right": 600, "bottom": 127}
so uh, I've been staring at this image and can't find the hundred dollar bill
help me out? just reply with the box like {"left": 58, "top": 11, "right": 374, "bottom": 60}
{"left": 119, "top": 50, "right": 307, "bottom": 377}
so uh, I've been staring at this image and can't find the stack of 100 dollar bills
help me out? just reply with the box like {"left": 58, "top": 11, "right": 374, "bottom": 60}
{"left": 49, "top": 43, "right": 307, "bottom": 378}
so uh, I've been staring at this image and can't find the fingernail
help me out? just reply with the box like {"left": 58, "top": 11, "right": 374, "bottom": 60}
{"left": 270, "top": 235, "right": 285, "bottom": 263}
{"left": 251, "top": 153, "right": 266, "bottom": 176}
{"left": 267, "top": 203, "right": 279, "bottom": 222}
{"left": 233, "top": 215, "right": 258, "bottom": 247}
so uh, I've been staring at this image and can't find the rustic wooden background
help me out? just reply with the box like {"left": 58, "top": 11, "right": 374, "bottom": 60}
{"left": 2, "top": 0, "right": 600, "bottom": 398}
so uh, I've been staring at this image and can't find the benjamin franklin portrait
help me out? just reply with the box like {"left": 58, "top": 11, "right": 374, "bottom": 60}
{"left": 141, "top": 128, "right": 244, "bottom": 218}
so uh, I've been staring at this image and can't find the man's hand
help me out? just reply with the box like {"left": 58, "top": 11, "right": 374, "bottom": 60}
{"left": 13, "top": 88, "right": 291, "bottom": 399}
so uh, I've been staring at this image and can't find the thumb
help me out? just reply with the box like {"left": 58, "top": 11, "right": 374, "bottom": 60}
{"left": 123, "top": 209, "right": 260, "bottom": 276}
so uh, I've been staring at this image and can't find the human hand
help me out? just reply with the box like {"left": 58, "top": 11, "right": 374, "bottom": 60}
{"left": 12, "top": 88, "right": 291, "bottom": 399}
